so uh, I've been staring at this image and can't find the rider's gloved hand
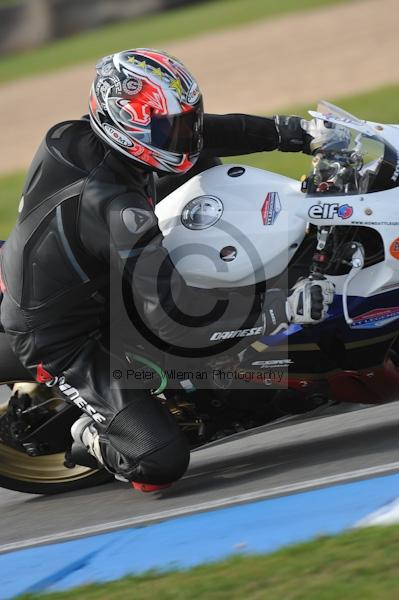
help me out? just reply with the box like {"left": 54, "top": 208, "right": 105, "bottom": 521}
{"left": 261, "top": 279, "right": 334, "bottom": 336}
{"left": 274, "top": 115, "right": 313, "bottom": 154}
{"left": 286, "top": 277, "right": 335, "bottom": 324}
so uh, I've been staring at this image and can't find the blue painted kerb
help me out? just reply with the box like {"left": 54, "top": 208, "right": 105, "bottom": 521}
{"left": 1, "top": 472, "right": 399, "bottom": 599}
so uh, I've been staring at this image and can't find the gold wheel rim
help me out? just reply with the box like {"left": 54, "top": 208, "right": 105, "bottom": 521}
{"left": 0, "top": 443, "right": 99, "bottom": 483}
{"left": 0, "top": 389, "right": 99, "bottom": 484}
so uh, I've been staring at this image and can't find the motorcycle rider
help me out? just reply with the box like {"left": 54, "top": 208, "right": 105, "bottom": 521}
{"left": 0, "top": 49, "right": 334, "bottom": 491}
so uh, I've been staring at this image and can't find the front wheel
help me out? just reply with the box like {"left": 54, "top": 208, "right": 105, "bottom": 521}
{"left": 0, "top": 383, "right": 112, "bottom": 494}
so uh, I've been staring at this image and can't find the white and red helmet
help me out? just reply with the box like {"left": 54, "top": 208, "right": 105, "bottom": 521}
{"left": 89, "top": 48, "right": 203, "bottom": 173}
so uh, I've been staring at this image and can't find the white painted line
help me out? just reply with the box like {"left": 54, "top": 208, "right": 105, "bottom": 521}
{"left": 355, "top": 497, "right": 399, "bottom": 527}
{"left": 1, "top": 460, "right": 399, "bottom": 555}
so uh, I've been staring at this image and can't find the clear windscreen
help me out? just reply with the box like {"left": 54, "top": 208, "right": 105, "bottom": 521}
{"left": 305, "top": 102, "right": 398, "bottom": 196}
{"left": 315, "top": 100, "right": 364, "bottom": 124}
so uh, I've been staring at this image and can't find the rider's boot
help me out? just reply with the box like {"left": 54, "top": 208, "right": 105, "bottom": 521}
{"left": 70, "top": 415, "right": 171, "bottom": 492}
{"left": 70, "top": 415, "right": 104, "bottom": 470}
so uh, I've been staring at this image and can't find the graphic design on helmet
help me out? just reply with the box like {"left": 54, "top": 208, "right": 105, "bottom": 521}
{"left": 89, "top": 48, "right": 203, "bottom": 173}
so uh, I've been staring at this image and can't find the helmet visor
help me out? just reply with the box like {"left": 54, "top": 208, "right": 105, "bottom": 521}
{"left": 151, "top": 102, "right": 203, "bottom": 154}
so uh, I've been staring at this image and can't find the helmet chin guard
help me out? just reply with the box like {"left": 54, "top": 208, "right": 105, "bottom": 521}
{"left": 89, "top": 48, "right": 203, "bottom": 174}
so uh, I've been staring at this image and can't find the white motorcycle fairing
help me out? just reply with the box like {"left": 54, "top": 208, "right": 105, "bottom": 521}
{"left": 155, "top": 164, "right": 306, "bottom": 289}
{"left": 157, "top": 102, "right": 399, "bottom": 314}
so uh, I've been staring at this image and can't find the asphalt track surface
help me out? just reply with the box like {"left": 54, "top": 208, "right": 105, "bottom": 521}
{"left": 1, "top": 400, "right": 399, "bottom": 551}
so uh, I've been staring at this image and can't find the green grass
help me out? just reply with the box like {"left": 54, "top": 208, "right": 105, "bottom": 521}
{"left": 0, "top": 0, "right": 352, "bottom": 84}
{"left": 2, "top": 81, "right": 399, "bottom": 240}
{"left": 17, "top": 525, "right": 399, "bottom": 600}
{"left": 0, "top": 171, "right": 23, "bottom": 239}
{"left": 227, "top": 82, "right": 399, "bottom": 180}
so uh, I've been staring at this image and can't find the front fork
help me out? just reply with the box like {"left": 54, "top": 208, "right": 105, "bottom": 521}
{"left": 310, "top": 226, "right": 365, "bottom": 326}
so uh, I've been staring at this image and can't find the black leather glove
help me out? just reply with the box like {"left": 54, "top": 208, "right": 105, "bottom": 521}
{"left": 274, "top": 115, "right": 313, "bottom": 154}
{"left": 262, "top": 279, "right": 335, "bottom": 335}
{"left": 286, "top": 278, "right": 335, "bottom": 324}
{"left": 262, "top": 289, "right": 291, "bottom": 335}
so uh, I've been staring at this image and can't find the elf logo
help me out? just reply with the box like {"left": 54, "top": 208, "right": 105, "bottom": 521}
{"left": 308, "top": 203, "right": 353, "bottom": 220}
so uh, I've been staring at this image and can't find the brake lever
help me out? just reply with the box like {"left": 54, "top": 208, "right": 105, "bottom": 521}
{"left": 342, "top": 242, "right": 365, "bottom": 326}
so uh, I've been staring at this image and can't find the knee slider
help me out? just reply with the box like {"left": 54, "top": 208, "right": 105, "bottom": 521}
{"left": 133, "top": 434, "right": 190, "bottom": 484}
{"left": 103, "top": 396, "right": 190, "bottom": 484}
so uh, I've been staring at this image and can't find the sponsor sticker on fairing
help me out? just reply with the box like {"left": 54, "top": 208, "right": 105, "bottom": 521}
{"left": 389, "top": 237, "right": 399, "bottom": 260}
{"left": 308, "top": 203, "right": 353, "bottom": 220}
{"left": 351, "top": 307, "right": 399, "bottom": 329}
{"left": 261, "top": 192, "right": 281, "bottom": 226}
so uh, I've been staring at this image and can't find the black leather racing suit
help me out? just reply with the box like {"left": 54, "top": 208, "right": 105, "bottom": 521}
{"left": 0, "top": 114, "right": 292, "bottom": 484}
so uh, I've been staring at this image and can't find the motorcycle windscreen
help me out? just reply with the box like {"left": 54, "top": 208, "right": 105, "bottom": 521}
{"left": 305, "top": 115, "right": 399, "bottom": 195}
{"left": 315, "top": 100, "right": 365, "bottom": 125}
